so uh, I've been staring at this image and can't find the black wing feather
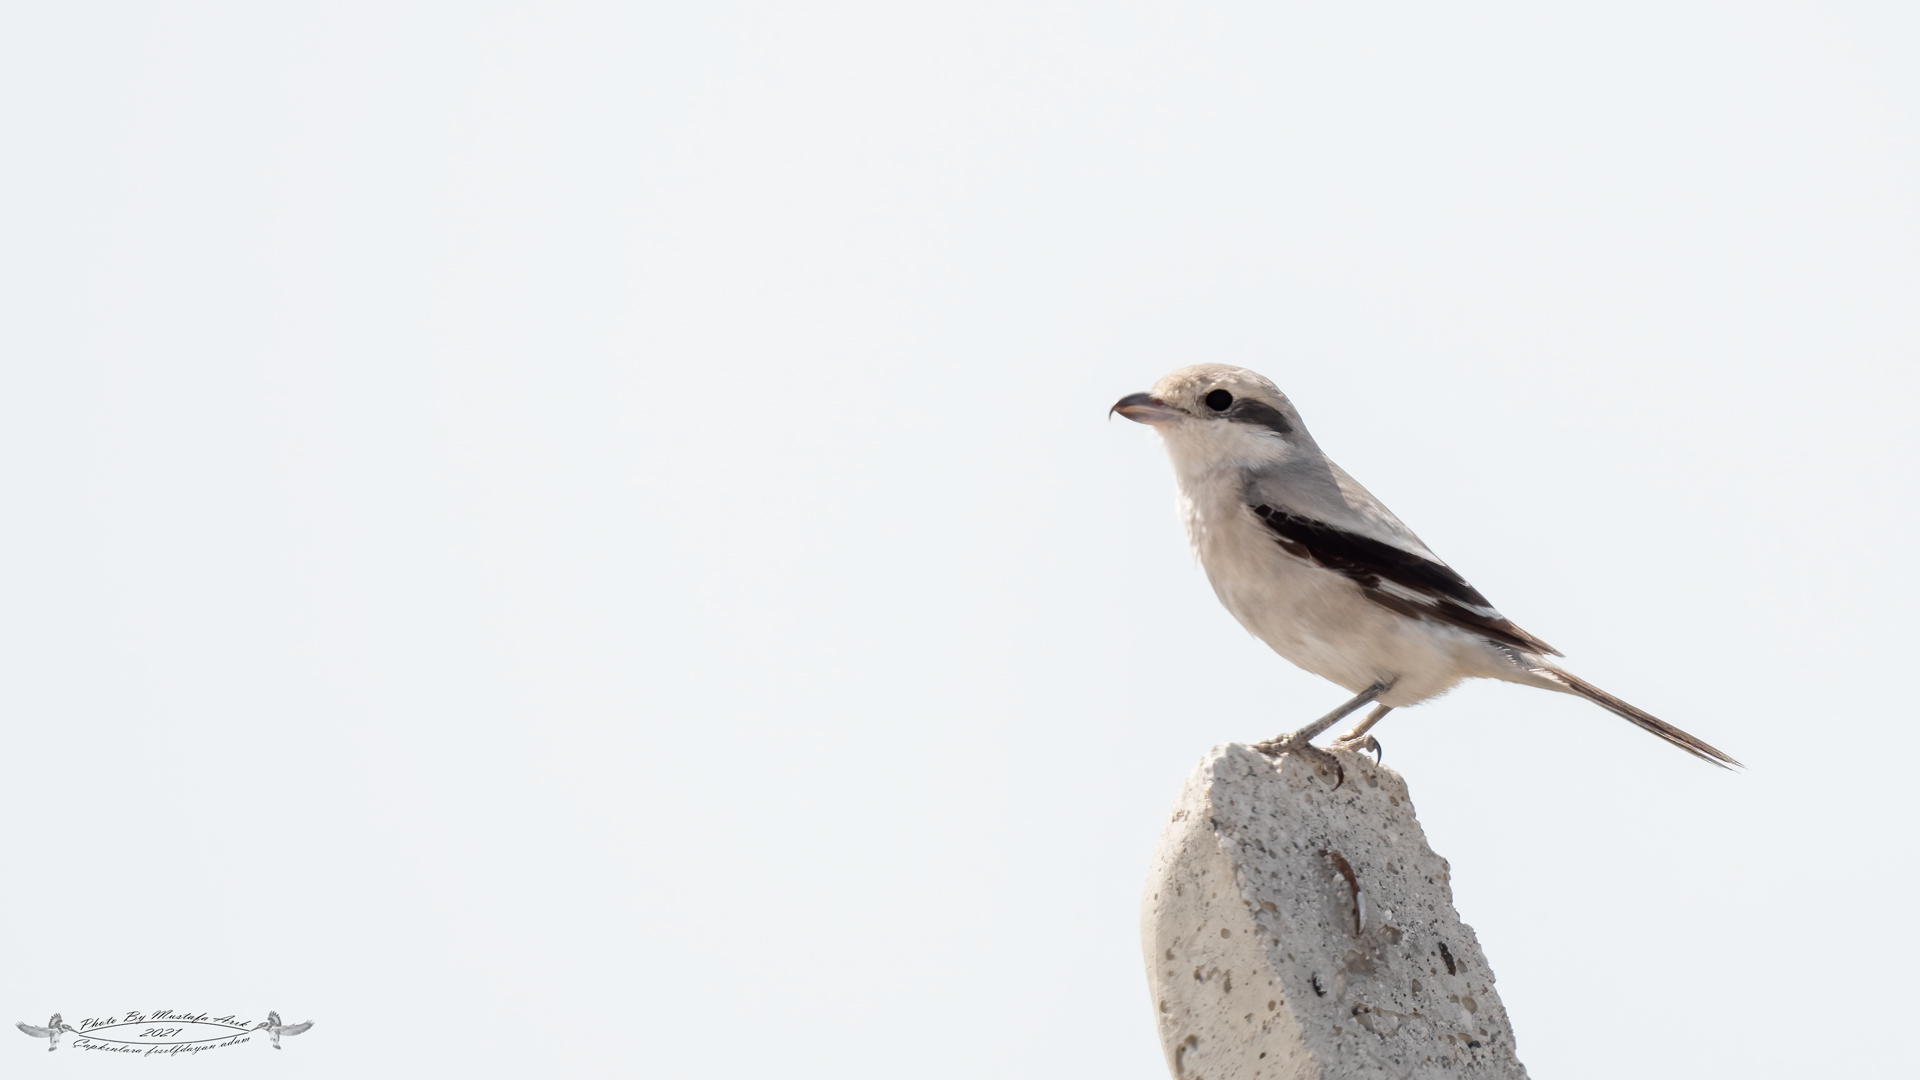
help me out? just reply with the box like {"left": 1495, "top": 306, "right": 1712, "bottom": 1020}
{"left": 1249, "top": 504, "right": 1560, "bottom": 655}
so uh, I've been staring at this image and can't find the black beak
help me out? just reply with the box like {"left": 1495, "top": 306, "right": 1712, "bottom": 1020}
{"left": 1110, "top": 392, "right": 1184, "bottom": 426}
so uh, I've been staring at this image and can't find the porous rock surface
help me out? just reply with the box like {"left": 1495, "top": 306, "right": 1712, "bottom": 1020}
{"left": 1142, "top": 744, "right": 1527, "bottom": 1080}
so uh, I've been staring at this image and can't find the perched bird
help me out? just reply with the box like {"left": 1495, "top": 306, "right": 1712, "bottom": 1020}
{"left": 1112, "top": 364, "right": 1736, "bottom": 771}
{"left": 16, "top": 1013, "right": 74, "bottom": 1052}
{"left": 254, "top": 1011, "right": 313, "bottom": 1050}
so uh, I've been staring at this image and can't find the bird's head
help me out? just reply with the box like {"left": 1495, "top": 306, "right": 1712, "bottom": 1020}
{"left": 1111, "top": 364, "right": 1309, "bottom": 472}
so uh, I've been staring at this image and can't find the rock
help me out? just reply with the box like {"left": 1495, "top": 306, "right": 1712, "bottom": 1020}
{"left": 1142, "top": 744, "right": 1528, "bottom": 1080}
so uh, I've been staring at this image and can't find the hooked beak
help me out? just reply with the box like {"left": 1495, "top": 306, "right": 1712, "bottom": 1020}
{"left": 1110, "top": 392, "right": 1185, "bottom": 426}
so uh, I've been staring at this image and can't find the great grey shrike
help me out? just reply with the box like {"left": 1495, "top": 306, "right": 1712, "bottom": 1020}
{"left": 1113, "top": 363, "right": 1737, "bottom": 770}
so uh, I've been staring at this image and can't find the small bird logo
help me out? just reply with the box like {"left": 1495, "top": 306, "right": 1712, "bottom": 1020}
{"left": 253, "top": 1011, "right": 313, "bottom": 1050}
{"left": 15, "top": 1014, "right": 75, "bottom": 1052}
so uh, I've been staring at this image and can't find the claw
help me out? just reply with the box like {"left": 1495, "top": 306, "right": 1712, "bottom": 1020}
{"left": 1258, "top": 738, "right": 1345, "bottom": 789}
{"left": 1333, "top": 735, "right": 1382, "bottom": 765}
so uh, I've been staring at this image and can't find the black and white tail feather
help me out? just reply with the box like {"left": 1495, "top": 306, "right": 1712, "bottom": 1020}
{"left": 1533, "top": 667, "right": 1739, "bottom": 767}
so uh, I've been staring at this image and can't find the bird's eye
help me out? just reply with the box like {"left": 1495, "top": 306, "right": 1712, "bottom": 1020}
{"left": 1205, "top": 389, "right": 1233, "bottom": 411}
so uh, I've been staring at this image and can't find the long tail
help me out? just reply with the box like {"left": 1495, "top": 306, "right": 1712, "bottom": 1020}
{"left": 1535, "top": 668, "right": 1741, "bottom": 769}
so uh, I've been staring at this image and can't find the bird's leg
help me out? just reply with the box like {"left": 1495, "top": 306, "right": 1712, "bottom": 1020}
{"left": 1251, "top": 676, "right": 1390, "bottom": 760}
{"left": 1330, "top": 704, "right": 1394, "bottom": 762}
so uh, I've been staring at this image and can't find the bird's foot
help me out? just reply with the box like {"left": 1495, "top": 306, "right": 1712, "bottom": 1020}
{"left": 1252, "top": 684, "right": 1392, "bottom": 792}
{"left": 1254, "top": 735, "right": 1346, "bottom": 789}
{"left": 1329, "top": 732, "right": 1382, "bottom": 764}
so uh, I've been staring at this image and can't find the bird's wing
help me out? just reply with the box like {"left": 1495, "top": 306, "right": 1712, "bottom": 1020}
{"left": 279, "top": 1022, "right": 313, "bottom": 1037}
{"left": 1249, "top": 503, "right": 1560, "bottom": 655}
{"left": 17, "top": 1023, "right": 51, "bottom": 1038}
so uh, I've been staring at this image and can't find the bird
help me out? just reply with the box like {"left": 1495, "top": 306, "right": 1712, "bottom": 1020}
{"left": 1111, "top": 363, "right": 1737, "bottom": 772}
{"left": 253, "top": 1011, "right": 313, "bottom": 1050}
{"left": 16, "top": 1013, "right": 75, "bottom": 1052}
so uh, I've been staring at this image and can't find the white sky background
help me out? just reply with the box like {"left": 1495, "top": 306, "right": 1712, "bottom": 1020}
{"left": 2, "top": 2, "right": 1915, "bottom": 1076}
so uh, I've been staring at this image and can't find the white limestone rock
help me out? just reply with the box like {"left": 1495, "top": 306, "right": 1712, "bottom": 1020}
{"left": 1142, "top": 744, "right": 1528, "bottom": 1080}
